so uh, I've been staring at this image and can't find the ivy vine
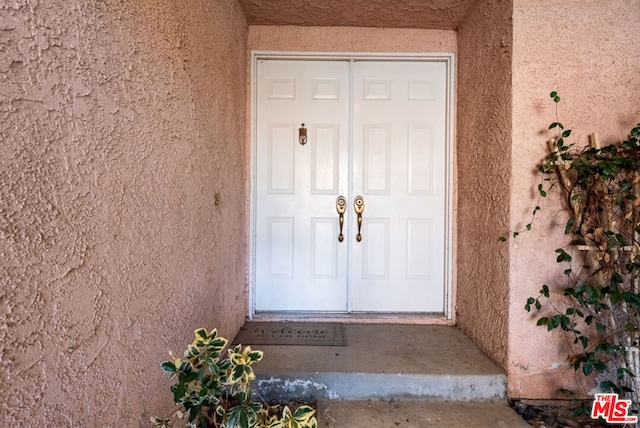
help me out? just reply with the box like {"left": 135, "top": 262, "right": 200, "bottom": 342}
{"left": 507, "top": 91, "right": 640, "bottom": 416}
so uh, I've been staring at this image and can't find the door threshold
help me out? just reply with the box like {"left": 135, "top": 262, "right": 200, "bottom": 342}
{"left": 250, "top": 312, "right": 454, "bottom": 326}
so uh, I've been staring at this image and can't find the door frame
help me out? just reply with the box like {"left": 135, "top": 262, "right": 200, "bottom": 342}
{"left": 248, "top": 51, "right": 455, "bottom": 320}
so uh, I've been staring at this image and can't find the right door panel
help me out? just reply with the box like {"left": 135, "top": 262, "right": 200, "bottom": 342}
{"left": 350, "top": 61, "right": 447, "bottom": 312}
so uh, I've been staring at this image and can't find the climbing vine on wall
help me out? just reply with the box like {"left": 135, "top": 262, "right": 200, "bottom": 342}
{"left": 506, "top": 92, "right": 640, "bottom": 416}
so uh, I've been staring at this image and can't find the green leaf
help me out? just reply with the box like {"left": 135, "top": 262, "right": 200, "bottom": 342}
{"left": 227, "top": 404, "right": 257, "bottom": 428}
{"left": 498, "top": 236, "right": 507, "bottom": 242}
{"left": 293, "top": 405, "right": 315, "bottom": 422}
{"left": 595, "top": 360, "right": 607, "bottom": 373}
{"left": 577, "top": 336, "right": 588, "bottom": 348}
{"left": 185, "top": 344, "right": 199, "bottom": 358}
{"left": 178, "top": 360, "right": 194, "bottom": 374}
{"left": 559, "top": 315, "right": 571, "bottom": 331}
{"left": 211, "top": 338, "right": 228, "bottom": 348}
{"left": 188, "top": 404, "right": 201, "bottom": 422}
{"left": 550, "top": 91, "right": 558, "bottom": 98}
{"left": 235, "top": 390, "right": 248, "bottom": 404}
{"left": 232, "top": 364, "right": 247, "bottom": 382}
{"left": 160, "top": 361, "right": 177, "bottom": 374}
{"left": 564, "top": 217, "right": 574, "bottom": 235}
{"left": 180, "top": 371, "right": 199, "bottom": 384}
{"left": 537, "top": 183, "right": 547, "bottom": 197}
{"left": 562, "top": 129, "right": 572, "bottom": 138}
{"left": 617, "top": 367, "right": 634, "bottom": 380}
{"left": 537, "top": 317, "right": 549, "bottom": 326}
{"left": 282, "top": 406, "right": 293, "bottom": 420}
{"left": 555, "top": 248, "right": 572, "bottom": 263}
{"left": 525, "top": 297, "right": 535, "bottom": 312}
{"left": 248, "top": 350, "right": 263, "bottom": 362}
{"left": 541, "top": 285, "right": 550, "bottom": 297}
{"left": 600, "top": 380, "right": 617, "bottom": 392}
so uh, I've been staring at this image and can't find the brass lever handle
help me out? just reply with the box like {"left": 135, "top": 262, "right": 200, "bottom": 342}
{"left": 354, "top": 196, "right": 364, "bottom": 242}
{"left": 336, "top": 196, "right": 347, "bottom": 242}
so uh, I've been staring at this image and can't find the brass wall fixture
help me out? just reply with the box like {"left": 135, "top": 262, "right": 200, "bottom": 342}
{"left": 298, "top": 123, "right": 307, "bottom": 145}
{"left": 354, "top": 196, "right": 365, "bottom": 242}
{"left": 336, "top": 196, "right": 347, "bottom": 242}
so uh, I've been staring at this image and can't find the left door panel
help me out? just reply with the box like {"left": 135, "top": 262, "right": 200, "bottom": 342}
{"left": 255, "top": 59, "right": 350, "bottom": 312}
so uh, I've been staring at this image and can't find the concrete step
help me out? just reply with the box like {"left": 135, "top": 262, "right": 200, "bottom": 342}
{"left": 255, "top": 371, "right": 505, "bottom": 401}
{"left": 248, "top": 324, "right": 506, "bottom": 402}
{"left": 317, "top": 399, "right": 531, "bottom": 428}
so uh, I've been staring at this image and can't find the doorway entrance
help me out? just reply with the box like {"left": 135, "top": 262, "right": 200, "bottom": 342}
{"left": 251, "top": 53, "right": 453, "bottom": 316}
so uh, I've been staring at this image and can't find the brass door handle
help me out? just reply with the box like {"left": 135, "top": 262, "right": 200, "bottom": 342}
{"left": 354, "top": 196, "right": 364, "bottom": 242}
{"left": 336, "top": 196, "right": 347, "bottom": 242}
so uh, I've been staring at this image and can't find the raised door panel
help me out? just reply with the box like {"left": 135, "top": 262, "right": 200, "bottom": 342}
{"left": 351, "top": 60, "right": 447, "bottom": 313}
{"left": 255, "top": 59, "right": 350, "bottom": 312}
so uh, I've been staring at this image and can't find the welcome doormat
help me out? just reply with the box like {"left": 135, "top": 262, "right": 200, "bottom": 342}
{"left": 232, "top": 322, "right": 345, "bottom": 346}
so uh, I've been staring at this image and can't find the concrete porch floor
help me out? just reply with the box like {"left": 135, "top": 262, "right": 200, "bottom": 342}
{"left": 241, "top": 323, "right": 529, "bottom": 427}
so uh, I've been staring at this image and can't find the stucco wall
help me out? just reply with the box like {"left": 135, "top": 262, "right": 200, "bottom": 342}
{"left": 1, "top": 0, "right": 247, "bottom": 425}
{"left": 455, "top": 0, "right": 513, "bottom": 369}
{"left": 508, "top": 0, "right": 640, "bottom": 398}
{"left": 248, "top": 25, "right": 457, "bottom": 53}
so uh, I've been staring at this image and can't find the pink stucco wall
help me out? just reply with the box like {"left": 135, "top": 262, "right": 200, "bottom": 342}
{"left": 508, "top": 0, "right": 640, "bottom": 398}
{"left": 240, "top": 0, "right": 471, "bottom": 29}
{"left": 1, "top": 1, "right": 247, "bottom": 425}
{"left": 4, "top": 3, "right": 638, "bottom": 422}
{"left": 248, "top": 25, "right": 457, "bottom": 53}
{"left": 456, "top": 0, "right": 513, "bottom": 370}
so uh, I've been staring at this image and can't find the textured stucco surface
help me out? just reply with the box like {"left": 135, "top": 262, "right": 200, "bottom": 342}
{"left": 4, "top": 1, "right": 638, "bottom": 419}
{"left": 1, "top": 0, "right": 247, "bottom": 425}
{"left": 239, "top": 0, "right": 475, "bottom": 30}
{"left": 455, "top": 0, "right": 512, "bottom": 370}
{"left": 248, "top": 25, "right": 457, "bottom": 53}
{"left": 508, "top": 0, "right": 640, "bottom": 398}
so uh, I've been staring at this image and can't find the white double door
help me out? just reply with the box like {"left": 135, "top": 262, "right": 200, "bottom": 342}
{"left": 254, "top": 57, "right": 448, "bottom": 314}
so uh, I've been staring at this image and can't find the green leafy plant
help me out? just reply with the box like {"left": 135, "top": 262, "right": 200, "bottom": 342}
{"left": 151, "top": 328, "right": 317, "bottom": 428}
{"left": 510, "top": 92, "right": 640, "bottom": 416}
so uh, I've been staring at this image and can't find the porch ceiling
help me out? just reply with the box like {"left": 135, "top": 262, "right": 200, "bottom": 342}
{"left": 237, "top": 0, "right": 478, "bottom": 30}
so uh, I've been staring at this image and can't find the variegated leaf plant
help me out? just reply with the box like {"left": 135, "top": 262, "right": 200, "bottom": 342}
{"left": 151, "top": 328, "right": 317, "bottom": 428}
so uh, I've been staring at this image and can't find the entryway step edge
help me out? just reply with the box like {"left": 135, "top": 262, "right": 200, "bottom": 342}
{"left": 255, "top": 372, "right": 506, "bottom": 402}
